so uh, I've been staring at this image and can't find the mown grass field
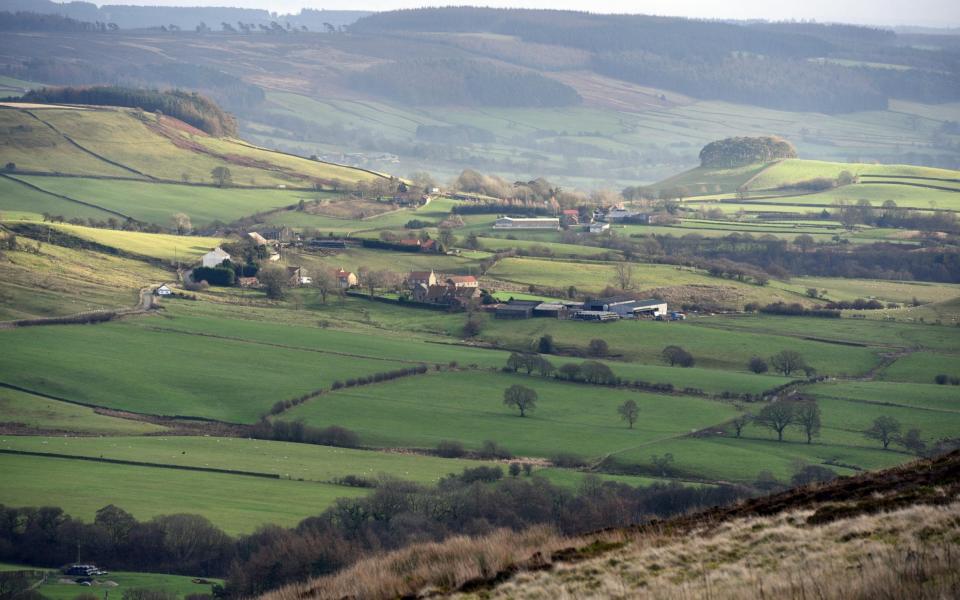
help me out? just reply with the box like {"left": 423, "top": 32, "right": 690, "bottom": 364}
{"left": 0, "top": 453, "right": 365, "bottom": 534}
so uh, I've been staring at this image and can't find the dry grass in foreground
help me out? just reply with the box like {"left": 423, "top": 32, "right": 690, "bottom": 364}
{"left": 465, "top": 501, "right": 960, "bottom": 600}
{"left": 259, "top": 526, "right": 577, "bottom": 600}
{"left": 259, "top": 452, "right": 960, "bottom": 600}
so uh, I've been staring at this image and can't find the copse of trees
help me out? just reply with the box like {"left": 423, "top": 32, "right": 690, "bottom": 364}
{"left": 698, "top": 136, "right": 798, "bottom": 168}
{"left": 18, "top": 86, "right": 237, "bottom": 136}
{"left": 769, "top": 350, "right": 810, "bottom": 377}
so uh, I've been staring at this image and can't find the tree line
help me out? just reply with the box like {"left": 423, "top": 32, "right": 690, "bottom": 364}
{"left": 0, "top": 476, "right": 749, "bottom": 597}
{"left": 0, "top": 10, "right": 117, "bottom": 31}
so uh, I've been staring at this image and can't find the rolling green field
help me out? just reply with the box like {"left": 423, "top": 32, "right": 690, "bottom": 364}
{"left": 878, "top": 351, "right": 960, "bottom": 384}
{"left": 280, "top": 370, "right": 741, "bottom": 458}
{"left": 0, "top": 387, "right": 165, "bottom": 435}
{"left": 12, "top": 176, "right": 330, "bottom": 227}
{"left": 0, "top": 453, "right": 365, "bottom": 534}
{"left": 0, "top": 322, "right": 410, "bottom": 423}
{"left": 0, "top": 436, "right": 500, "bottom": 486}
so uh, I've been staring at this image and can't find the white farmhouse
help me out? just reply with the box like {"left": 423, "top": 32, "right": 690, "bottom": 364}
{"left": 201, "top": 247, "right": 231, "bottom": 268}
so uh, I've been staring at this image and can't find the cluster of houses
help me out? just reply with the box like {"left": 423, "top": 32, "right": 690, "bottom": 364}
{"left": 492, "top": 205, "right": 669, "bottom": 234}
{"left": 494, "top": 296, "right": 670, "bottom": 321}
{"left": 406, "top": 270, "right": 480, "bottom": 308}
{"left": 199, "top": 232, "right": 311, "bottom": 288}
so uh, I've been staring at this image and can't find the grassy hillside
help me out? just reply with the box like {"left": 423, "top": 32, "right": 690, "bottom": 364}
{"left": 0, "top": 105, "right": 385, "bottom": 188}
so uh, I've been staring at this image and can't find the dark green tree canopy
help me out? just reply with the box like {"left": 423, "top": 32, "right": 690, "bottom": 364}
{"left": 699, "top": 136, "right": 797, "bottom": 168}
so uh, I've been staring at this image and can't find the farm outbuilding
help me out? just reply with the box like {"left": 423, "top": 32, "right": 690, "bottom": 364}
{"left": 584, "top": 297, "right": 668, "bottom": 318}
{"left": 493, "top": 217, "right": 561, "bottom": 230}
{"left": 495, "top": 301, "right": 538, "bottom": 319}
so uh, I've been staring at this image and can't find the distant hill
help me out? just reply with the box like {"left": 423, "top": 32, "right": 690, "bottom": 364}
{"left": 351, "top": 7, "right": 960, "bottom": 113}
{"left": 0, "top": 0, "right": 370, "bottom": 30}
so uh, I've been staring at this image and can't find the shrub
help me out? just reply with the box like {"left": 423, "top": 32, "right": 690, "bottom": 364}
{"left": 436, "top": 440, "right": 466, "bottom": 458}
{"left": 456, "top": 466, "right": 503, "bottom": 484}
{"left": 336, "top": 475, "right": 376, "bottom": 488}
{"left": 478, "top": 440, "right": 512, "bottom": 460}
{"left": 508, "top": 462, "right": 521, "bottom": 477}
{"left": 587, "top": 339, "right": 609, "bottom": 357}
{"left": 934, "top": 374, "right": 949, "bottom": 385}
{"left": 791, "top": 465, "right": 837, "bottom": 486}
{"left": 748, "top": 357, "right": 769, "bottom": 374}
{"left": 551, "top": 453, "right": 587, "bottom": 468}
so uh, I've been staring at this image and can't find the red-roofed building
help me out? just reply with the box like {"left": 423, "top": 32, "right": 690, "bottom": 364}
{"left": 561, "top": 209, "right": 580, "bottom": 225}
{"left": 333, "top": 267, "right": 358, "bottom": 289}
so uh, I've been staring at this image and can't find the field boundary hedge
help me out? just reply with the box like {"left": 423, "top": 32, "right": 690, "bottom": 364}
{"left": 0, "top": 448, "right": 281, "bottom": 480}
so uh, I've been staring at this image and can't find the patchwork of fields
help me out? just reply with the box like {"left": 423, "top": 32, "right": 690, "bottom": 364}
{"left": 1, "top": 105, "right": 959, "bottom": 559}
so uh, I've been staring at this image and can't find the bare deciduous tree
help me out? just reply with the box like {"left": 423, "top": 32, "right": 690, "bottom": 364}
{"left": 618, "top": 399, "right": 639, "bottom": 429}
{"left": 612, "top": 262, "right": 635, "bottom": 290}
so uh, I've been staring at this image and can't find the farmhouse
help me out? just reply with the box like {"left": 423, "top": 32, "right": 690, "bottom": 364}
{"left": 493, "top": 217, "right": 561, "bottom": 230}
{"left": 201, "top": 247, "right": 231, "bottom": 268}
{"left": 397, "top": 238, "right": 440, "bottom": 253}
{"left": 333, "top": 267, "right": 358, "bottom": 289}
{"left": 412, "top": 283, "right": 480, "bottom": 307}
{"left": 407, "top": 270, "right": 437, "bottom": 287}
{"left": 154, "top": 284, "right": 172, "bottom": 296}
